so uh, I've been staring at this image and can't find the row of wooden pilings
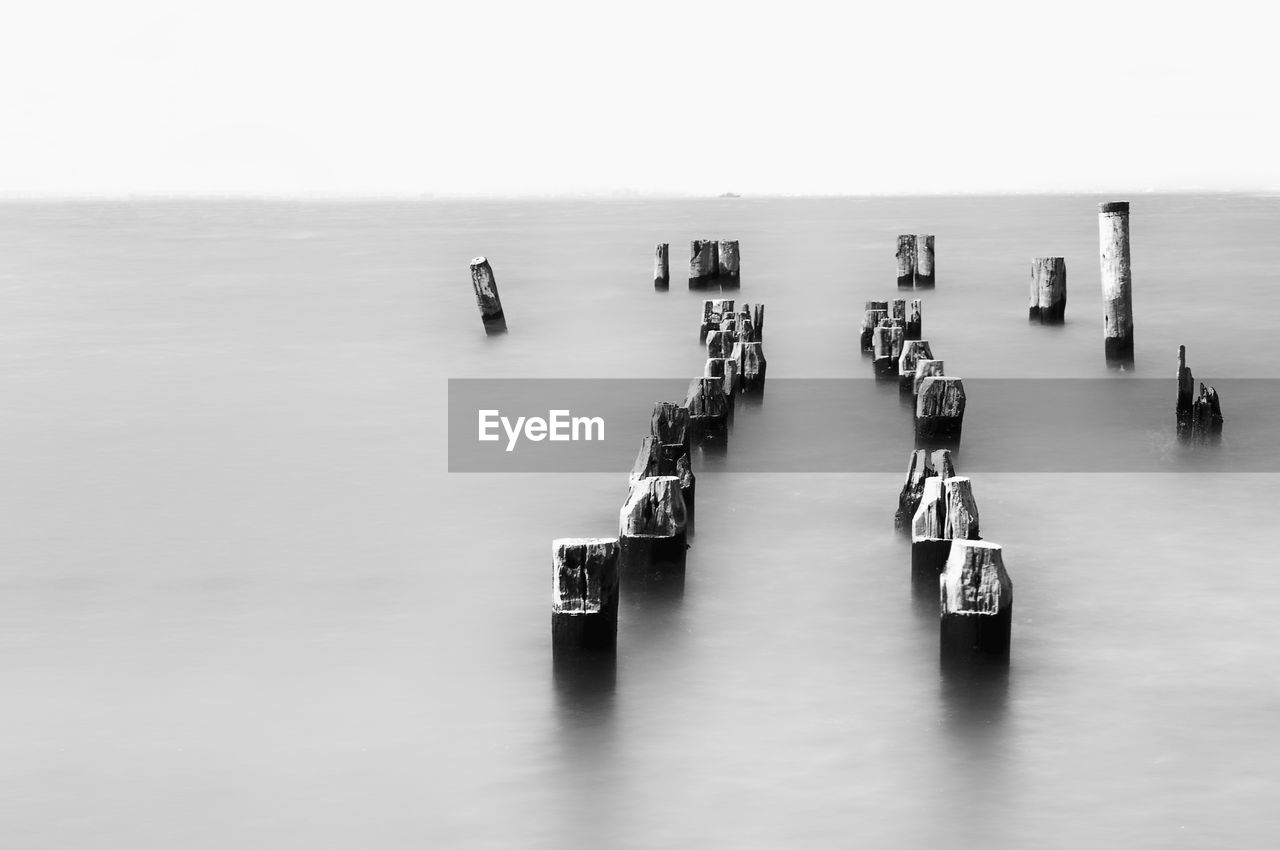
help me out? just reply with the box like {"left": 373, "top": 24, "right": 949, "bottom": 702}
{"left": 860, "top": 288, "right": 1013, "bottom": 663}
{"left": 550, "top": 298, "right": 767, "bottom": 661}
{"left": 654, "top": 240, "right": 741, "bottom": 289}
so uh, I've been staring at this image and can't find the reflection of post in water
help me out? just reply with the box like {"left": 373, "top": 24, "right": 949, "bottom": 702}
{"left": 940, "top": 648, "right": 1009, "bottom": 733}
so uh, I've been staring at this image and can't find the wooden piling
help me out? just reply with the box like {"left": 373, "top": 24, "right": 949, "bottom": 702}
{"left": 753, "top": 304, "right": 764, "bottom": 342}
{"left": 690, "top": 240, "right": 718, "bottom": 289}
{"left": 1029, "top": 257, "right": 1067, "bottom": 323}
{"left": 552, "top": 538, "right": 620, "bottom": 657}
{"left": 915, "top": 376, "right": 966, "bottom": 449}
{"left": 619, "top": 476, "right": 688, "bottom": 581}
{"left": 906, "top": 299, "right": 922, "bottom": 340}
{"left": 895, "top": 448, "right": 956, "bottom": 532}
{"left": 628, "top": 436, "right": 660, "bottom": 488}
{"left": 910, "top": 473, "right": 979, "bottom": 577}
{"left": 942, "top": 476, "right": 980, "bottom": 540}
{"left": 1099, "top": 201, "right": 1135, "bottom": 368}
{"left": 705, "top": 357, "right": 737, "bottom": 398}
{"left": 913, "top": 359, "right": 944, "bottom": 397}
{"left": 706, "top": 329, "right": 732, "bottom": 360}
{"left": 891, "top": 299, "right": 907, "bottom": 323}
{"left": 686, "top": 377, "right": 731, "bottom": 444}
{"left": 898, "top": 340, "right": 935, "bottom": 395}
{"left": 657, "top": 442, "right": 696, "bottom": 531}
{"left": 718, "top": 240, "right": 740, "bottom": 286}
{"left": 654, "top": 243, "right": 670, "bottom": 288}
{"left": 735, "top": 305, "right": 754, "bottom": 343}
{"left": 469, "top": 256, "right": 507, "bottom": 333}
{"left": 651, "top": 402, "right": 691, "bottom": 455}
{"left": 860, "top": 307, "right": 889, "bottom": 354}
{"left": 740, "top": 342, "right": 767, "bottom": 397}
{"left": 1191, "top": 383, "right": 1224, "bottom": 444}
{"left": 873, "top": 324, "right": 905, "bottom": 380}
{"left": 700, "top": 299, "right": 734, "bottom": 338}
{"left": 940, "top": 540, "right": 1012, "bottom": 660}
{"left": 1176, "top": 345, "right": 1195, "bottom": 439}
{"left": 915, "top": 235, "right": 935, "bottom": 288}
{"left": 896, "top": 235, "right": 917, "bottom": 288}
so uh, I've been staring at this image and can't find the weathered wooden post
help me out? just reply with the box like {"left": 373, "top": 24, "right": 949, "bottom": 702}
{"left": 619, "top": 476, "right": 688, "bottom": 581}
{"left": 891, "top": 299, "right": 907, "bottom": 323}
{"left": 905, "top": 299, "right": 922, "bottom": 340}
{"left": 915, "top": 376, "right": 966, "bottom": 449}
{"left": 915, "top": 235, "right": 935, "bottom": 288}
{"left": 860, "top": 304, "right": 889, "bottom": 353}
{"left": 911, "top": 475, "right": 980, "bottom": 578}
{"left": 913, "top": 359, "right": 944, "bottom": 397}
{"left": 718, "top": 240, "right": 740, "bottom": 286}
{"left": 1176, "top": 345, "right": 1195, "bottom": 439}
{"left": 873, "top": 324, "right": 905, "bottom": 380}
{"left": 898, "top": 340, "right": 935, "bottom": 395}
{"left": 690, "top": 240, "right": 718, "bottom": 289}
{"left": 706, "top": 329, "right": 733, "bottom": 360}
{"left": 1099, "top": 201, "right": 1135, "bottom": 368}
{"left": 469, "top": 256, "right": 507, "bottom": 333}
{"left": 628, "top": 436, "right": 660, "bottom": 487}
{"left": 552, "top": 538, "right": 620, "bottom": 657}
{"left": 705, "top": 357, "right": 737, "bottom": 398}
{"left": 735, "top": 305, "right": 754, "bottom": 343}
{"left": 753, "top": 304, "right": 764, "bottom": 342}
{"left": 686, "top": 377, "right": 731, "bottom": 444}
{"left": 1191, "top": 383, "right": 1224, "bottom": 444}
{"left": 1029, "top": 257, "right": 1067, "bottom": 323}
{"left": 658, "top": 443, "right": 696, "bottom": 531}
{"left": 650, "top": 403, "right": 694, "bottom": 526}
{"left": 940, "top": 540, "right": 1012, "bottom": 661}
{"left": 895, "top": 448, "right": 955, "bottom": 532}
{"left": 654, "top": 243, "right": 670, "bottom": 288}
{"left": 700, "top": 299, "right": 734, "bottom": 339}
{"left": 740, "top": 342, "right": 767, "bottom": 397}
{"left": 651, "top": 401, "right": 691, "bottom": 454}
{"left": 896, "top": 235, "right": 917, "bottom": 288}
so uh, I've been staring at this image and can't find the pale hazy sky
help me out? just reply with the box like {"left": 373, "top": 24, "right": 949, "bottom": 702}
{"left": 2, "top": 1, "right": 1275, "bottom": 196}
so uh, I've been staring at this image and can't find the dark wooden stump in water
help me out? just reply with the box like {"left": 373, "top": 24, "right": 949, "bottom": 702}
{"left": 619, "top": 476, "right": 688, "bottom": 584}
{"left": 1029, "top": 257, "right": 1066, "bottom": 323}
{"left": 896, "top": 235, "right": 917, "bottom": 288}
{"left": 658, "top": 442, "right": 696, "bottom": 532}
{"left": 915, "top": 376, "right": 965, "bottom": 449}
{"left": 628, "top": 435, "right": 660, "bottom": 488}
{"left": 1176, "top": 345, "right": 1195, "bottom": 440}
{"left": 705, "top": 357, "right": 738, "bottom": 399}
{"left": 651, "top": 402, "right": 691, "bottom": 455}
{"left": 690, "top": 240, "right": 718, "bottom": 289}
{"left": 706, "top": 330, "right": 733, "bottom": 360}
{"left": 654, "top": 243, "right": 670, "bottom": 289}
{"left": 898, "top": 340, "right": 934, "bottom": 395}
{"left": 940, "top": 540, "right": 1012, "bottom": 661}
{"left": 686, "top": 377, "right": 731, "bottom": 445}
{"left": 740, "top": 342, "right": 767, "bottom": 398}
{"left": 753, "top": 304, "right": 764, "bottom": 342}
{"left": 906, "top": 299, "right": 922, "bottom": 340}
{"left": 860, "top": 307, "right": 889, "bottom": 354}
{"left": 700, "top": 299, "right": 734, "bottom": 339}
{"left": 891, "top": 299, "right": 907, "bottom": 323}
{"left": 1191, "top": 383, "right": 1224, "bottom": 444}
{"left": 895, "top": 448, "right": 955, "bottom": 532}
{"left": 469, "top": 256, "right": 507, "bottom": 334}
{"left": 552, "top": 537, "right": 620, "bottom": 657}
{"left": 913, "top": 359, "right": 944, "bottom": 398}
{"left": 873, "top": 324, "right": 905, "bottom": 381}
{"left": 718, "top": 240, "right": 740, "bottom": 286}
{"left": 1099, "top": 202, "right": 1135, "bottom": 368}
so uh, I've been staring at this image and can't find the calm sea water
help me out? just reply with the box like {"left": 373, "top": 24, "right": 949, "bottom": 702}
{"left": 2, "top": 196, "right": 1279, "bottom": 848}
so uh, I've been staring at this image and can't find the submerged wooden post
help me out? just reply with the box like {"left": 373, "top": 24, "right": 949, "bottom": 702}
{"left": 686, "top": 377, "right": 731, "bottom": 444}
{"left": 1176, "top": 345, "right": 1195, "bottom": 439}
{"left": 1191, "top": 383, "right": 1224, "bottom": 444}
{"left": 873, "top": 324, "right": 905, "bottom": 380}
{"left": 1029, "top": 257, "right": 1067, "bottom": 323}
{"left": 898, "top": 340, "right": 934, "bottom": 395}
{"left": 718, "top": 240, "right": 740, "bottom": 286}
{"left": 740, "top": 342, "right": 767, "bottom": 397}
{"left": 753, "top": 304, "right": 764, "bottom": 342}
{"left": 896, "top": 235, "right": 917, "bottom": 288}
{"left": 906, "top": 299, "right": 922, "bottom": 340}
{"left": 860, "top": 304, "right": 888, "bottom": 353}
{"left": 619, "top": 476, "right": 688, "bottom": 580}
{"left": 552, "top": 538, "right": 620, "bottom": 657}
{"left": 915, "top": 235, "right": 935, "bottom": 288}
{"left": 1099, "top": 201, "right": 1134, "bottom": 368}
{"left": 469, "top": 256, "right": 507, "bottom": 333}
{"left": 915, "top": 376, "right": 966, "bottom": 448}
{"left": 895, "top": 448, "right": 956, "bottom": 532}
{"left": 940, "top": 540, "right": 1012, "bottom": 660}
{"left": 690, "top": 240, "right": 718, "bottom": 289}
{"left": 654, "top": 243, "right": 670, "bottom": 288}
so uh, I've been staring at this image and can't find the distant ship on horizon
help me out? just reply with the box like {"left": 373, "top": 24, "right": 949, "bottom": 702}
{"left": 719, "top": 192, "right": 741, "bottom": 198}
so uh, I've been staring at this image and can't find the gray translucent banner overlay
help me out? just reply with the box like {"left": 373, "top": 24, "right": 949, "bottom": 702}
{"left": 448, "top": 379, "right": 1280, "bottom": 473}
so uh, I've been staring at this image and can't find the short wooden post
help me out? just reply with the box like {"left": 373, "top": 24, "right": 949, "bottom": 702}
{"left": 706, "top": 329, "right": 732, "bottom": 360}
{"left": 753, "top": 304, "right": 764, "bottom": 342}
{"left": 1029, "top": 257, "right": 1066, "bottom": 323}
{"left": 619, "top": 476, "right": 688, "bottom": 580}
{"left": 915, "top": 235, "right": 935, "bottom": 288}
{"left": 469, "top": 256, "right": 507, "bottom": 333}
{"left": 913, "top": 359, "right": 944, "bottom": 397}
{"left": 654, "top": 243, "right": 670, "bottom": 288}
{"left": 552, "top": 538, "right": 620, "bottom": 657}
{"left": 895, "top": 448, "right": 955, "bottom": 532}
{"left": 942, "top": 476, "right": 980, "bottom": 540}
{"left": 891, "top": 299, "right": 907, "bottom": 323}
{"left": 657, "top": 442, "right": 696, "bottom": 531}
{"left": 940, "top": 540, "right": 1012, "bottom": 660}
{"left": 735, "top": 305, "right": 754, "bottom": 342}
{"left": 704, "top": 357, "right": 737, "bottom": 398}
{"left": 896, "top": 235, "right": 917, "bottom": 288}
{"left": 718, "top": 240, "right": 740, "bottom": 286}
{"left": 860, "top": 305, "right": 888, "bottom": 354}
{"left": 1099, "top": 201, "right": 1134, "bottom": 368}
{"left": 906, "top": 299, "right": 922, "bottom": 340}
{"left": 872, "top": 324, "right": 905, "bottom": 380}
{"left": 651, "top": 403, "right": 694, "bottom": 526}
{"left": 1176, "top": 345, "right": 1195, "bottom": 439}
{"left": 686, "top": 377, "right": 731, "bottom": 444}
{"left": 690, "top": 240, "right": 718, "bottom": 289}
{"left": 915, "top": 376, "right": 966, "bottom": 449}
{"left": 651, "top": 401, "right": 691, "bottom": 455}
{"left": 740, "top": 342, "right": 767, "bottom": 397}
{"left": 898, "top": 340, "right": 934, "bottom": 395}
{"left": 700, "top": 299, "right": 734, "bottom": 338}
{"left": 910, "top": 473, "right": 979, "bottom": 579}
{"left": 1191, "top": 383, "right": 1224, "bottom": 444}
{"left": 628, "top": 436, "right": 660, "bottom": 488}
